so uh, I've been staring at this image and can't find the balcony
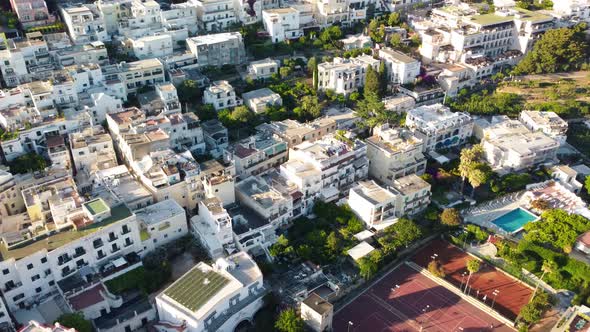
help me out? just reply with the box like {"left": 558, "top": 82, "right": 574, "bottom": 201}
{"left": 108, "top": 235, "right": 118, "bottom": 242}
{"left": 73, "top": 249, "right": 86, "bottom": 258}
{"left": 3, "top": 281, "right": 23, "bottom": 292}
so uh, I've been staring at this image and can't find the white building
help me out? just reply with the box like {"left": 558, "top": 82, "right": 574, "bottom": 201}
{"left": 280, "top": 133, "right": 369, "bottom": 209}
{"left": 186, "top": 32, "right": 246, "bottom": 67}
{"left": 340, "top": 34, "right": 373, "bottom": 50}
{"left": 519, "top": 110, "right": 568, "bottom": 144}
{"left": 155, "top": 251, "right": 265, "bottom": 332}
{"left": 553, "top": 0, "right": 590, "bottom": 23}
{"left": 223, "top": 132, "right": 288, "bottom": 178}
{"left": 378, "top": 47, "right": 420, "bottom": 85}
{"left": 60, "top": 3, "right": 108, "bottom": 44}
{"left": 233, "top": 0, "right": 263, "bottom": 25}
{"left": 366, "top": 124, "right": 426, "bottom": 185}
{"left": 551, "top": 165, "right": 583, "bottom": 194}
{"left": 389, "top": 174, "right": 431, "bottom": 216}
{"left": 242, "top": 88, "right": 282, "bottom": 113}
{"left": 301, "top": 293, "right": 333, "bottom": 332}
{"left": 247, "top": 58, "right": 280, "bottom": 80}
{"left": 348, "top": 181, "right": 398, "bottom": 229}
{"left": 0, "top": 198, "right": 141, "bottom": 312}
{"left": 202, "top": 120, "right": 230, "bottom": 157}
{"left": 317, "top": 55, "right": 381, "bottom": 95}
{"left": 482, "top": 130, "right": 559, "bottom": 173}
{"left": 125, "top": 33, "right": 174, "bottom": 60}
{"left": 191, "top": 197, "right": 234, "bottom": 258}
{"left": 135, "top": 199, "right": 188, "bottom": 253}
{"left": 0, "top": 35, "right": 52, "bottom": 87}
{"left": 70, "top": 126, "right": 118, "bottom": 175}
{"left": 204, "top": 80, "right": 241, "bottom": 111}
{"left": 162, "top": 1, "right": 200, "bottom": 34}
{"left": 195, "top": 0, "right": 237, "bottom": 32}
{"left": 262, "top": 8, "right": 302, "bottom": 43}
{"left": 405, "top": 103, "right": 474, "bottom": 152}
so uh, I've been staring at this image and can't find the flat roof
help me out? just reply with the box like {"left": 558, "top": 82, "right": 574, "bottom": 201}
{"left": 84, "top": 198, "right": 109, "bottom": 215}
{"left": 0, "top": 205, "right": 132, "bottom": 261}
{"left": 135, "top": 199, "right": 184, "bottom": 225}
{"left": 347, "top": 241, "right": 375, "bottom": 261}
{"left": 163, "top": 264, "right": 230, "bottom": 312}
{"left": 303, "top": 293, "right": 333, "bottom": 315}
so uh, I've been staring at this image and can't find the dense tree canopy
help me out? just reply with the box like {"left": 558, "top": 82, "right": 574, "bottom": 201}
{"left": 9, "top": 152, "right": 48, "bottom": 174}
{"left": 523, "top": 209, "right": 590, "bottom": 252}
{"left": 514, "top": 24, "right": 588, "bottom": 75}
{"left": 275, "top": 309, "right": 305, "bottom": 332}
{"left": 177, "top": 79, "right": 201, "bottom": 106}
{"left": 440, "top": 208, "right": 462, "bottom": 227}
{"left": 55, "top": 313, "right": 92, "bottom": 332}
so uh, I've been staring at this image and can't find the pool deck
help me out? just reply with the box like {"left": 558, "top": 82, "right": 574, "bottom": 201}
{"left": 463, "top": 191, "right": 529, "bottom": 236}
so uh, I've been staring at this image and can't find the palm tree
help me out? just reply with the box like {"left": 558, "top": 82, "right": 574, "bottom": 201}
{"left": 531, "top": 260, "right": 556, "bottom": 300}
{"left": 468, "top": 165, "right": 490, "bottom": 198}
{"left": 458, "top": 145, "right": 484, "bottom": 196}
{"left": 464, "top": 258, "right": 481, "bottom": 295}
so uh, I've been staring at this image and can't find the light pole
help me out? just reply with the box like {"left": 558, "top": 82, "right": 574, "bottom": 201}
{"left": 491, "top": 290, "right": 500, "bottom": 311}
{"left": 419, "top": 305, "right": 431, "bottom": 331}
{"left": 348, "top": 321, "right": 354, "bottom": 332}
{"left": 460, "top": 272, "right": 467, "bottom": 292}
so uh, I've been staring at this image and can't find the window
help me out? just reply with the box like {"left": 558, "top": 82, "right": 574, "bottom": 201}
{"left": 27, "top": 263, "right": 33, "bottom": 270}
{"left": 2, "top": 269, "right": 8, "bottom": 275}
{"left": 44, "top": 269, "right": 51, "bottom": 276}
{"left": 31, "top": 274, "right": 40, "bottom": 282}
{"left": 41, "top": 257, "right": 47, "bottom": 264}
{"left": 13, "top": 294, "right": 24, "bottom": 302}
{"left": 48, "top": 281, "right": 55, "bottom": 286}
{"left": 35, "top": 287, "right": 42, "bottom": 293}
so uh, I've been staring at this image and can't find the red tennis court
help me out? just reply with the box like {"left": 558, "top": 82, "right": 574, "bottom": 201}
{"left": 333, "top": 264, "right": 514, "bottom": 332}
{"left": 413, "top": 239, "right": 533, "bottom": 322}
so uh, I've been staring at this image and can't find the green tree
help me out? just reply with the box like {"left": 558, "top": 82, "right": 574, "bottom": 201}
{"left": 467, "top": 163, "right": 493, "bottom": 198}
{"left": 440, "top": 208, "right": 462, "bottom": 227}
{"left": 265, "top": 104, "right": 289, "bottom": 121}
{"left": 585, "top": 175, "right": 590, "bottom": 195}
{"left": 9, "top": 152, "right": 48, "bottom": 174}
{"left": 195, "top": 104, "right": 217, "bottom": 121}
{"left": 364, "top": 65, "right": 380, "bottom": 99}
{"left": 275, "top": 308, "right": 305, "bottom": 332}
{"left": 231, "top": 105, "right": 254, "bottom": 124}
{"left": 177, "top": 79, "right": 201, "bottom": 107}
{"left": 55, "top": 313, "right": 92, "bottom": 332}
{"left": 464, "top": 259, "right": 481, "bottom": 292}
{"left": 428, "top": 260, "right": 446, "bottom": 278}
{"left": 307, "top": 56, "right": 317, "bottom": 76}
{"left": 319, "top": 25, "right": 343, "bottom": 48}
{"left": 358, "top": 255, "right": 379, "bottom": 279}
{"left": 388, "top": 12, "right": 401, "bottom": 26}
{"left": 294, "top": 95, "right": 323, "bottom": 121}
{"left": 269, "top": 235, "right": 293, "bottom": 257}
{"left": 325, "top": 231, "right": 341, "bottom": 258}
{"left": 280, "top": 66, "right": 292, "bottom": 78}
{"left": 514, "top": 24, "right": 588, "bottom": 75}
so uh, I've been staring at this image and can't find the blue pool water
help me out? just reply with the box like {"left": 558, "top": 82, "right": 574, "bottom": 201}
{"left": 491, "top": 208, "right": 538, "bottom": 233}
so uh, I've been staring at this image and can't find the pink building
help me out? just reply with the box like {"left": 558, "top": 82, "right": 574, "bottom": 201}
{"left": 9, "top": 0, "right": 55, "bottom": 29}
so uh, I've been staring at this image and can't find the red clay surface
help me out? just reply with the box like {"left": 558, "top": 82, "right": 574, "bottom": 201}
{"left": 413, "top": 239, "right": 533, "bottom": 322}
{"left": 333, "top": 264, "right": 514, "bottom": 332}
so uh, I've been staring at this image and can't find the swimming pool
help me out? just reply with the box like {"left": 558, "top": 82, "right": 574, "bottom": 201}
{"left": 491, "top": 208, "right": 538, "bottom": 233}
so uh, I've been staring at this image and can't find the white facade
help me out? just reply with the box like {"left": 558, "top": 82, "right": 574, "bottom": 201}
{"left": 280, "top": 133, "right": 369, "bottom": 210}
{"left": 70, "top": 126, "right": 118, "bottom": 174}
{"left": 301, "top": 293, "right": 333, "bottom": 332}
{"left": 389, "top": 174, "right": 431, "bottom": 216}
{"left": 155, "top": 251, "right": 265, "bottom": 332}
{"left": 223, "top": 132, "right": 288, "bottom": 177}
{"left": 247, "top": 58, "right": 280, "bottom": 80}
{"left": 519, "top": 110, "right": 568, "bottom": 144}
{"left": 348, "top": 181, "right": 397, "bottom": 229}
{"left": 60, "top": 4, "right": 108, "bottom": 44}
{"left": 317, "top": 55, "right": 380, "bottom": 95}
{"left": 242, "top": 88, "right": 282, "bottom": 113}
{"left": 378, "top": 47, "right": 420, "bottom": 85}
{"left": 262, "top": 8, "right": 302, "bottom": 43}
{"left": 136, "top": 199, "right": 188, "bottom": 253}
{"left": 204, "top": 80, "right": 241, "bottom": 111}
{"left": 126, "top": 34, "right": 174, "bottom": 60}
{"left": 186, "top": 32, "right": 246, "bottom": 67}
{"left": 405, "top": 103, "right": 474, "bottom": 152}
{"left": 195, "top": 0, "right": 237, "bottom": 32}
{"left": 366, "top": 124, "right": 426, "bottom": 185}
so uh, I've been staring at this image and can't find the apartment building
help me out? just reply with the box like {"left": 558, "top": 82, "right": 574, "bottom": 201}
{"left": 256, "top": 117, "right": 337, "bottom": 147}
{"left": 247, "top": 58, "right": 280, "bottom": 80}
{"left": 161, "top": 1, "right": 200, "bottom": 34}
{"left": 262, "top": 8, "right": 302, "bottom": 43}
{"left": 366, "top": 124, "right": 426, "bottom": 185}
{"left": 519, "top": 110, "right": 568, "bottom": 144}
{"left": 405, "top": 103, "right": 474, "bottom": 152}
{"left": 155, "top": 251, "right": 265, "bottom": 332}
{"left": 301, "top": 293, "right": 333, "bottom": 332}
{"left": 223, "top": 132, "right": 288, "bottom": 178}
{"left": 234, "top": 0, "right": 263, "bottom": 25}
{"left": 340, "top": 34, "right": 373, "bottom": 50}
{"left": 118, "top": 58, "right": 165, "bottom": 94}
{"left": 60, "top": 3, "right": 108, "bottom": 45}
{"left": 137, "top": 82, "right": 182, "bottom": 115}
{"left": 125, "top": 33, "right": 174, "bottom": 60}
{"left": 69, "top": 126, "right": 118, "bottom": 174}
{"left": 236, "top": 175, "right": 294, "bottom": 226}
{"left": 0, "top": 34, "right": 52, "bottom": 87}
{"left": 378, "top": 47, "right": 420, "bottom": 85}
{"left": 314, "top": 0, "right": 368, "bottom": 26}
{"left": 117, "top": 0, "right": 163, "bottom": 38}
{"left": 242, "top": 88, "right": 282, "bottom": 113}
{"left": 135, "top": 199, "right": 188, "bottom": 253}
{"left": 190, "top": 197, "right": 234, "bottom": 258}
{"left": 389, "top": 174, "right": 431, "bottom": 216}
{"left": 0, "top": 198, "right": 141, "bottom": 311}
{"left": 480, "top": 116, "right": 560, "bottom": 173}
{"left": 348, "top": 181, "right": 398, "bottom": 229}
{"left": 203, "top": 80, "right": 242, "bottom": 111}
{"left": 186, "top": 32, "right": 246, "bottom": 67}
{"left": 553, "top": 0, "right": 590, "bottom": 22}
{"left": 9, "top": 0, "right": 55, "bottom": 29}
{"left": 280, "top": 133, "right": 369, "bottom": 208}
{"left": 317, "top": 55, "right": 381, "bottom": 95}
{"left": 52, "top": 41, "right": 109, "bottom": 68}
{"left": 92, "top": 165, "right": 154, "bottom": 210}
{"left": 202, "top": 119, "right": 229, "bottom": 157}
{"left": 194, "top": 0, "right": 237, "bottom": 31}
